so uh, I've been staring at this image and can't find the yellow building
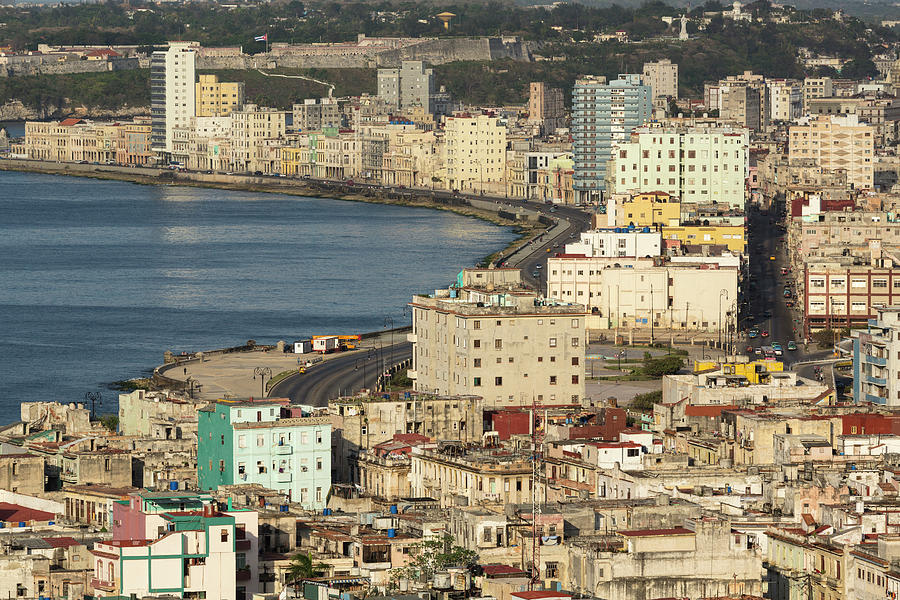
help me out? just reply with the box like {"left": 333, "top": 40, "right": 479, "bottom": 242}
{"left": 693, "top": 360, "right": 784, "bottom": 384}
{"left": 616, "top": 191, "right": 681, "bottom": 227}
{"left": 662, "top": 224, "right": 747, "bottom": 253}
{"left": 195, "top": 74, "right": 245, "bottom": 117}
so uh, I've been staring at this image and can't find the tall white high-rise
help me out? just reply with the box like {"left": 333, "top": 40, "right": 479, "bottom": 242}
{"left": 151, "top": 41, "right": 198, "bottom": 155}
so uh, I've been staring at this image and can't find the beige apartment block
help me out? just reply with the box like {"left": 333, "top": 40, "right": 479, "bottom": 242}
{"left": 789, "top": 114, "right": 874, "bottom": 190}
{"left": 230, "top": 104, "right": 288, "bottom": 173}
{"left": 545, "top": 256, "right": 739, "bottom": 333}
{"left": 408, "top": 290, "right": 586, "bottom": 407}
{"left": 642, "top": 59, "right": 679, "bottom": 99}
{"left": 409, "top": 445, "right": 533, "bottom": 507}
{"left": 444, "top": 113, "right": 507, "bottom": 195}
{"left": 195, "top": 74, "right": 244, "bottom": 117}
{"left": 803, "top": 76, "right": 833, "bottom": 112}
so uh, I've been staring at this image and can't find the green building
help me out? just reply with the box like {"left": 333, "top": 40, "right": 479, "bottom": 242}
{"left": 198, "top": 400, "right": 332, "bottom": 510}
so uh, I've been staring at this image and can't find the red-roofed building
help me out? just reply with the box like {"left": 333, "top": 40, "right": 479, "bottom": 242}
{"left": 511, "top": 591, "right": 572, "bottom": 600}
{"left": 0, "top": 502, "right": 56, "bottom": 525}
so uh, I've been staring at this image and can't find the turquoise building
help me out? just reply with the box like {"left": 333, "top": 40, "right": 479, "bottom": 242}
{"left": 198, "top": 400, "right": 332, "bottom": 509}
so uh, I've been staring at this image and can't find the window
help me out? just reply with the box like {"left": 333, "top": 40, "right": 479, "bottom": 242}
{"left": 473, "top": 320, "right": 481, "bottom": 329}
{"left": 316, "top": 457, "right": 323, "bottom": 470}
{"left": 550, "top": 376, "right": 557, "bottom": 385}
{"left": 495, "top": 339, "right": 503, "bottom": 350}
{"left": 572, "top": 337, "right": 580, "bottom": 347}
{"left": 473, "top": 339, "right": 481, "bottom": 348}
{"left": 238, "top": 435, "right": 246, "bottom": 448}
{"left": 474, "top": 358, "right": 481, "bottom": 368}
{"left": 627, "top": 448, "right": 640, "bottom": 457}
{"left": 873, "top": 279, "right": 888, "bottom": 288}
{"left": 316, "top": 487, "right": 323, "bottom": 502}
{"left": 256, "top": 435, "right": 264, "bottom": 447}
{"left": 549, "top": 337, "right": 557, "bottom": 348}
{"left": 572, "top": 357, "right": 579, "bottom": 366}
{"left": 473, "top": 377, "right": 482, "bottom": 387}
{"left": 316, "top": 430, "right": 323, "bottom": 444}
{"left": 572, "top": 375, "right": 579, "bottom": 384}
{"left": 221, "top": 528, "right": 229, "bottom": 542}
{"left": 495, "top": 377, "right": 503, "bottom": 386}
{"left": 546, "top": 562, "right": 559, "bottom": 578}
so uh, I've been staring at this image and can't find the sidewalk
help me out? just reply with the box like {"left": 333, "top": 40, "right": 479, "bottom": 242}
{"left": 160, "top": 331, "right": 402, "bottom": 401}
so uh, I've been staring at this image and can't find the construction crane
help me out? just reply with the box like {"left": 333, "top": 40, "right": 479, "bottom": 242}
{"left": 255, "top": 69, "right": 336, "bottom": 98}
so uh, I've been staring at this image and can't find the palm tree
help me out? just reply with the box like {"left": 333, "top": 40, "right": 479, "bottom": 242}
{"left": 286, "top": 552, "right": 327, "bottom": 584}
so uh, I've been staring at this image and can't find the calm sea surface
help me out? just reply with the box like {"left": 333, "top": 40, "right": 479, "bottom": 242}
{"left": 0, "top": 171, "right": 515, "bottom": 423}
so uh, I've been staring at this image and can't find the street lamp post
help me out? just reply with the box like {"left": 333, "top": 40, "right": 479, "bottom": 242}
{"left": 718, "top": 289, "right": 729, "bottom": 354}
{"left": 85, "top": 391, "right": 101, "bottom": 421}
{"left": 253, "top": 366, "right": 273, "bottom": 398}
{"left": 384, "top": 316, "right": 395, "bottom": 378}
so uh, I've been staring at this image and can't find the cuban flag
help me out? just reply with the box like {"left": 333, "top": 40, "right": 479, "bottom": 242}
{"left": 254, "top": 34, "right": 268, "bottom": 42}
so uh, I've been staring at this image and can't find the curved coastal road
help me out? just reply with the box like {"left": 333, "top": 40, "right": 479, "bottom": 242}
{"left": 269, "top": 342, "right": 412, "bottom": 406}
{"left": 270, "top": 198, "right": 591, "bottom": 405}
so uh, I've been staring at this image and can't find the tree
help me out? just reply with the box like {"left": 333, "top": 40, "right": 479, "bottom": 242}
{"left": 841, "top": 57, "right": 879, "bottom": 80}
{"left": 393, "top": 534, "right": 477, "bottom": 584}
{"left": 98, "top": 414, "right": 119, "bottom": 432}
{"left": 287, "top": 552, "right": 327, "bottom": 583}
{"left": 641, "top": 356, "right": 684, "bottom": 377}
{"left": 630, "top": 390, "right": 662, "bottom": 412}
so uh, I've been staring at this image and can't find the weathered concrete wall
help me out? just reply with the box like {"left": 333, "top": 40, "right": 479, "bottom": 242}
{"left": 197, "top": 37, "right": 532, "bottom": 71}
{"left": 0, "top": 57, "right": 139, "bottom": 77}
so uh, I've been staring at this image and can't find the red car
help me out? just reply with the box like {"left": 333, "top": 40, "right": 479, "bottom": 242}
{"left": 761, "top": 331, "right": 770, "bottom": 337}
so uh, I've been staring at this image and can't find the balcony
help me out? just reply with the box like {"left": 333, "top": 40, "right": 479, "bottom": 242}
{"left": 406, "top": 333, "right": 417, "bottom": 343}
{"left": 866, "top": 374, "right": 887, "bottom": 386}
{"left": 91, "top": 577, "right": 116, "bottom": 592}
{"left": 236, "top": 568, "right": 251, "bottom": 582}
{"left": 276, "top": 470, "right": 292, "bottom": 483}
{"left": 866, "top": 393, "right": 887, "bottom": 405}
{"left": 274, "top": 444, "right": 292, "bottom": 455}
{"left": 865, "top": 355, "right": 887, "bottom": 366}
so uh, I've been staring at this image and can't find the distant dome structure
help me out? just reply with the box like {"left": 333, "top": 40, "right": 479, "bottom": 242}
{"left": 436, "top": 12, "right": 456, "bottom": 31}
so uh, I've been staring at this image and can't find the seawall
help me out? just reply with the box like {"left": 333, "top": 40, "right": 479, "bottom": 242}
{"left": 0, "top": 157, "right": 550, "bottom": 260}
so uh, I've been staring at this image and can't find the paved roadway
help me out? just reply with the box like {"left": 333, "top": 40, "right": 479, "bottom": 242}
{"left": 269, "top": 341, "right": 412, "bottom": 406}
{"left": 271, "top": 198, "right": 593, "bottom": 405}
{"left": 746, "top": 202, "right": 833, "bottom": 368}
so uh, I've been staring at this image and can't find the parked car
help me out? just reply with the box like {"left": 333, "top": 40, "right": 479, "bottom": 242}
{"left": 787, "top": 341, "right": 798, "bottom": 351}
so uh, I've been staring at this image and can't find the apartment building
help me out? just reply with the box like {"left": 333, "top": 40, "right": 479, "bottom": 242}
{"left": 564, "top": 227, "right": 662, "bottom": 258}
{"left": 94, "top": 491, "right": 258, "bottom": 600}
{"left": 292, "top": 97, "right": 341, "bottom": 132}
{"left": 195, "top": 74, "right": 244, "bottom": 117}
{"left": 408, "top": 286, "right": 586, "bottom": 407}
{"left": 150, "top": 41, "right": 197, "bottom": 154}
{"left": 852, "top": 306, "right": 900, "bottom": 406}
{"left": 802, "top": 259, "right": 900, "bottom": 336}
{"left": 545, "top": 257, "right": 739, "bottom": 332}
{"left": 613, "top": 192, "right": 681, "bottom": 227}
{"left": 767, "top": 78, "right": 803, "bottom": 122}
{"left": 197, "top": 399, "right": 331, "bottom": 510}
{"left": 528, "top": 82, "right": 566, "bottom": 133}
{"left": 606, "top": 125, "right": 749, "bottom": 208}
{"left": 642, "top": 59, "right": 679, "bottom": 98}
{"left": 788, "top": 211, "right": 900, "bottom": 263}
{"left": 377, "top": 60, "right": 434, "bottom": 113}
{"left": 803, "top": 76, "right": 834, "bottom": 112}
{"left": 662, "top": 224, "right": 747, "bottom": 253}
{"left": 788, "top": 114, "right": 874, "bottom": 190}
{"left": 707, "top": 73, "right": 768, "bottom": 131}
{"left": 329, "top": 392, "right": 484, "bottom": 484}
{"left": 444, "top": 113, "right": 507, "bottom": 194}
{"left": 409, "top": 444, "right": 533, "bottom": 507}
{"left": 230, "top": 105, "right": 288, "bottom": 174}
{"left": 572, "top": 74, "right": 652, "bottom": 204}
{"left": 114, "top": 120, "right": 153, "bottom": 165}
